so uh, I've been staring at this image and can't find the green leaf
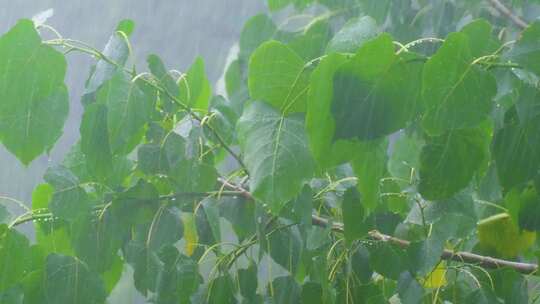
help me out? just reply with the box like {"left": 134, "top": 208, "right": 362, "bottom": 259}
{"left": 331, "top": 34, "right": 422, "bottom": 141}
{"left": 237, "top": 101, "right": 314, "bottom": 213}
{"left": 155, "top": 246, "right": 202, "bottom": 304}
{"left": 259, "top": 218, "right": 303, "bottom": 274}
{"left": 418, "top": 123, "right": 491, "bottom": 200}
{"left": 368, "top": 242, "right": 405, "bottom": 280}
{"left": 0, "top": 19, "right": 68, "bottom": 164}
{"left": 352, "top": 140, "right": 388, "bottom": 212}
{"left": 83, "top": 20, "right": 132, "bottom": 104}
{"left": 95, "top": 72, "right": 153, "bottom": 155}
{"left": 301, "top": 282, "right": 323, "bottom": 304}
{"left": 225, "top": 60, "right": 243, "bottom": 99}
{"left": 342, "top": 188, "right": 366, "bottom": 243}
{"left": 208, "top": 275, "right": 236, "bottom": 304}
{"left": 138, "top": 132, "right": 217, "bottom": 193}
{"left": 287, "top": 20, "right": 332, "bottom": 61}
{"left": 306, "top": 53, "right": 352, "bottom": 167}
{"left": 44, "top": 166, "right": 90, "bottom": 220}
{"left": 460, "top": 19, "right": 500, "bottom": 58}
{"left": 465, "top": 289, "right": 502, "bottom": 304}
{"left": 422, "top": 32, "right": 497, "bottom": 135}
{"left": 508, "top": 22, "right": 540, "bottom": 76}
{"left": 407, "top": 216, "right": 458, "bottom": 276}
{"left": 44, "top": 254, "right": 107, "bottom": 304}
{"left": 0, "top": 225, "right": 30, "bottom": 292}
{"left": 147, "top": 54, "right": 180, "bottom": 113}
{"left": 124, "top": 240, "right": 162, "bottom": 294}
{"left": 388, "top": 132, "right": 423, "bottom": 188}
{"left": 238, "top": 264, "right": 258, "bottom": 301}
{"left": 80, "top": 103, "right": 114, "bottom": 181}
{"left": 136, "top": 205, "right": 184, "bottom": 252}
{"left": 493, "top": 121, "right": 540, "bottom": 189}
{"left": 248, "top": 41, "right": 309, "bottom": 113}
{"left": 179, "top": 57, "right": 211, "bottom": 111}
{"left": 195, "top": 198, "right": 222, "bottom": 246}
{"left": 326, "top": 16, "right": 380, "bottom": 53}
{"left": 397, "top": 272, "right": 424, "bottom": 304}
{"left": 350, "top": 244, "right": 373, "bottom": 284}
{"left": 71, "top": 212, "right": 126, "bottom": 273}
{"left": 267, "top": 0, "right": 292, "bottom": 11}
{"left": 220, "top": 196, "right": 256, "bottom": 242}
{"left": 269, "top": 276, "right": 301, "bottom": 304}
{"left": 239, "top": 14, "right": 277, "bottom": 59}
{"left": 116, "top": 19, "right": 135, "bottom": 36}
{"left": 516, "top": 186, "right": 540, "bottom": 231}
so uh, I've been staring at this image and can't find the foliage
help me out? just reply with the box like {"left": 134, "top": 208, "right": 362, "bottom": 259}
{"left": 1, "top": 0, "right": 540, "bottom": 303}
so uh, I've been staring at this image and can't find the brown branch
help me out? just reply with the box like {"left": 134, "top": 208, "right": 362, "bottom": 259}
{"left": 312, "top": 215, "right": 538, "bottom": 275}
{"left": 487, "top": 0, "right": 529, "bottom": 29}
{"left": 218, "top": 180, "right": 539, "bottom": 275}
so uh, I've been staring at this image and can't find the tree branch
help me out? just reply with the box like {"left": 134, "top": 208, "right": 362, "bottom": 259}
{"left": 486, "top": 0, "right": 529, "bottom": 29}
{"left": 220, "top": 180, "right": 539, "bottom": 275}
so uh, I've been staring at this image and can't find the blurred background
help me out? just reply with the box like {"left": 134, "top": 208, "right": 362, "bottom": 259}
{"left": 0, "top": 0, "right": 265, "bottom": 207}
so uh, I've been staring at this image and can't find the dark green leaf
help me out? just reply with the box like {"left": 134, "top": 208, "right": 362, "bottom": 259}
{"left": 397, "top": 272, "right": 423, "bottom": 304}
{"left": 342, "top": 188, "right": 366, "bottom": 243}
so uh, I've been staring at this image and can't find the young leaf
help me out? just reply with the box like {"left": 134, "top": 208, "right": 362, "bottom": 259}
{"left": 237, "top": 101, "right": 314, "bottom": 213}
{"left": 248, "top": 41, "right": 309, "bottom": 113}
{"left": 0, "top": 19, "right": 68, "bottom": 164}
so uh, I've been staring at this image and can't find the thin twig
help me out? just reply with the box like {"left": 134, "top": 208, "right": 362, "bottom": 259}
{"left": 486, "top": 0, "right": 529, "bottom": 29}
